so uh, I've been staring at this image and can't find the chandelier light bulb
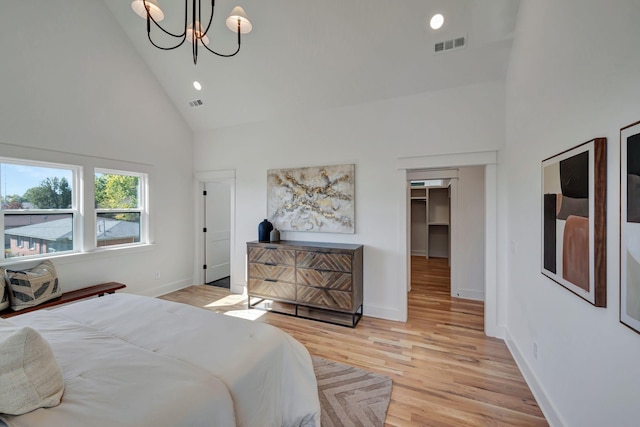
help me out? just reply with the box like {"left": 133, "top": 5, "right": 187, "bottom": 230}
{"left": 186, "top": 21, "right": 210, "bottom": 46}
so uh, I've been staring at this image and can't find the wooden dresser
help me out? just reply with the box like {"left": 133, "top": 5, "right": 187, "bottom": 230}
{"left": 246, "top": 240, "right": 363, "bottom": 327}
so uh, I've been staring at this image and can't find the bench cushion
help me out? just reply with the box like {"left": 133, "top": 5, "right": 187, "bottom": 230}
{"left": 6, "top": 261, "right": 62, "bottom": 311}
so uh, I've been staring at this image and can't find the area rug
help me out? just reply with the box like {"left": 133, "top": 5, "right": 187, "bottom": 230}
{"left": 312, "top": 356, "right": 392, "bottom": 427}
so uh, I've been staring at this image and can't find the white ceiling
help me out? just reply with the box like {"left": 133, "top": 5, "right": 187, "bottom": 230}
{"left": 103, "top": 0, "right": 520, "bottom": 131}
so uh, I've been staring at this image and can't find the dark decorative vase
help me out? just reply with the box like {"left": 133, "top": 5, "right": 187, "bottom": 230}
{"left": 270, "top": 228, "right": 280, "bottom": 242}
{"left": 258, "top": 219, "right": 273, "bottom": 242}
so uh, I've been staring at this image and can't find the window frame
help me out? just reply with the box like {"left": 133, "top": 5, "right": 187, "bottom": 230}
{"left": 93, "top": 168, "right": 149, "bottom": 250}
{"left": 0, "top": 157, "right": 82, "bottom": 261}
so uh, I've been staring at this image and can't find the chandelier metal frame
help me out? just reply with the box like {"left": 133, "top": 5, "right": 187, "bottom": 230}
{"left": 134, "top": 0, "right": 250, "bottom": 64}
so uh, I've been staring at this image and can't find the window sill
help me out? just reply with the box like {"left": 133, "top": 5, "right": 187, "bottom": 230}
{"left": 0, "top": 243, "right": 155, "bottom": 269}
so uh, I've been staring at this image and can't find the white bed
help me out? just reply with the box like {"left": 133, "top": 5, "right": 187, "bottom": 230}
{"left": 0, "top": 293, "right": 320, "bottom": 427}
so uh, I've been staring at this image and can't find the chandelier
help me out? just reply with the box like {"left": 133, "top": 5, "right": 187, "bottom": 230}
{"left": 131, "top": 0, "right": 252, "bottom": 65}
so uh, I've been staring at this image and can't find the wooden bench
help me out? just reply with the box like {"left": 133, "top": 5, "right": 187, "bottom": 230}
{"left": 1, "top": 282, "right": 126, "bottom": 319}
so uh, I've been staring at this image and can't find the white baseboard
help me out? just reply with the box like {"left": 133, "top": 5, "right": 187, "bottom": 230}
{"left": 453, "top": 288, "right": 485, "bottom": 301}
{"left": 363, "top": 304, "right": 404, "bottom": 321}
{"left": 410, "top": 250, "right": 427, "bottom": 256}
{"left": 137, "top": 279, "right": 193, "bottom": 297}
{"left": 230, "top": 283, "right": 246, "bottom": 295}
{"left": 504, "top": 331, "right": 566, "bottom": 427}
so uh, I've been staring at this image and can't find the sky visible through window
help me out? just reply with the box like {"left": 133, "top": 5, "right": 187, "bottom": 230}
{"left": 0, "top": 163, "right": 73, "bottom": 197}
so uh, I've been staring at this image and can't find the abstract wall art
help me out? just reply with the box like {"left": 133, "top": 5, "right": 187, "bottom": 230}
{"left": 620, "top": 121, "right": 640, "bottom": 333}
{"left": 541, "top": 138, "right": 607, "bottom": 307}
{"left": 267, "top": 164, "right": 355, "bottom": 233}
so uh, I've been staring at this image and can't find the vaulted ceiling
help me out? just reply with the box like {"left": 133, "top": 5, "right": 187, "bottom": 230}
{"left": 104, "top": 0, "right": 520, "bottom": 131}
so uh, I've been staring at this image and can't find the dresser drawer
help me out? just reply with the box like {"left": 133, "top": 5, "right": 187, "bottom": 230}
{"left": 249, "top": 263, "right": 295, "bottom": 283}
{"left": 296, "top": 286, "right": 352, "bottom": 311}
{"left": 248, "top": 246, "right": 295, "bottom": 265}
{"left": 247, "top": 240, "right": 363, "bottom": 327}
{"left": 296, "top": 268, "right": 352, "bottom": 291}
{"left": 248, "top": 279, "right": 296, "bottom": 301}
{"left": 296, "top": 251, "right": 352, "bottom": 272}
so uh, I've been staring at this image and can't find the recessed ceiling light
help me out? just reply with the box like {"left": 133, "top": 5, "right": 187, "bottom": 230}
{"left": 193, "top": 81, "right": 202, "bottom": 91}
{"left": 430, "top": 14, "right": 444, "bottom": 30}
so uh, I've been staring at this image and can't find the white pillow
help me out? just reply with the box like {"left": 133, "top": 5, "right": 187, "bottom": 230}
{"left": 0, "top": 319, "right": 64, "bottom": 415}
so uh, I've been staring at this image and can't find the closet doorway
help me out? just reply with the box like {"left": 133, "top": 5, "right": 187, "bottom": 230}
{"left": 407, "top": 167, "right": 485, "bottom": 301}
{"left": 398, "top": 151, "right": 499, "bottom": 336}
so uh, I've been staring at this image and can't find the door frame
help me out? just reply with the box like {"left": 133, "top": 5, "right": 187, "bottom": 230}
{"left": 397, "top": 151, "right": 504, "bottom": 338}
{"left": 194, "top": 170, "right": 237, "bottom": 291}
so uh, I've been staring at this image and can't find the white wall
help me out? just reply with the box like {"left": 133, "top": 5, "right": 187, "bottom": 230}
{"left": 194, "top": 80, "right": 505, "bottom": 321}
{"left": 0, "top": 1, "right": 194, "bottom": 296}
{"left": 505, "top": 1, "right": 640, "bottom": 426}
{"left": 455, "top": 166, "right": 486, "bottom": 300}
{"left": 410, "top": 198, "right": 427, "bottom": 256}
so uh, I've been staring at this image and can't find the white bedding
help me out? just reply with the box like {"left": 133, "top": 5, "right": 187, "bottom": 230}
{"left": 0, "top": 293, "right": 320, "bottom": 427}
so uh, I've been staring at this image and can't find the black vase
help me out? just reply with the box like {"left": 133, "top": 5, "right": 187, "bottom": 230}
{"left": 258, "top": 219, "right": 273, "bottom": 242}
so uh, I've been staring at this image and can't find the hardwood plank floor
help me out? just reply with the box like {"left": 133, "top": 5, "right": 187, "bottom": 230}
{"left": 159, "top": 256, "right": 547, "bottom": 426}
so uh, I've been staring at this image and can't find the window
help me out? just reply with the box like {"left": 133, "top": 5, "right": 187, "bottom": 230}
{"left": 95, "top": 170, "right": 146, "bottom": 248}
{"left": 1, "top": 159, "right": 78, "bottom": 259}
{"left": 1, "top": 158, "right": 149, "bottom": 261}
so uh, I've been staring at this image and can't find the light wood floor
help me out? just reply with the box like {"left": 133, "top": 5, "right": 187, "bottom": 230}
{"left": 160, "top": 256, "right": 547, "bottom": 426}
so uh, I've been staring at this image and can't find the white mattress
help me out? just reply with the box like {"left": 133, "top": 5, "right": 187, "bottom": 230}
{"left": 0, "top": 293, "right": 320, "bottom": 427}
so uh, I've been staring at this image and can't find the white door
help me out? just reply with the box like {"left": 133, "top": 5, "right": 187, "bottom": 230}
{"left": 205, "top": 182, "right": 231, "bottom": 283}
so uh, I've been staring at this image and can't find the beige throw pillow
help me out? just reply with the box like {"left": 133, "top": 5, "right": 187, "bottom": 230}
{"left": 0, "top": 268, "right": 8, "bottom": 311}
{"left": 6, "top": 260, "right": 62, "bottom": 311}
{"left": 0, "top": 320, "right": 64, "bottom": 415}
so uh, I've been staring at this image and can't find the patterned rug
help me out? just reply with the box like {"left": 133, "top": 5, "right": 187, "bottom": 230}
{"left": 312, "top": 356, "right": 392, "bottom": 427}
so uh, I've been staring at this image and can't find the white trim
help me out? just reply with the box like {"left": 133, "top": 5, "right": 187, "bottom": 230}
{"left": 194, "top": 170, "right": 237, "bottom": 291}
{"left": 136, "top": 278, "right": 193, "bottom": 298}
{"left": 364, "top": 304, "right": 404, "bottom": 321}
{"left": 449, "top": 178, "right": 459, "bottom": 297}
{"left": 398, "top": 150, "right": 498, "bottom": 170}
{"left": 484, "top": 163, "right": 503, "bottom": 337}
{"left": 398, "top": 170, "right": 410, "bottom": 313}
{"left": 505, "top": 331, "right": 566, "bottom": 427}
{"left": 0, "top": 242, "right": 155, "bottom": 269}
{"left": 398, "top": 150, "right": 503, "bottom": 338}
{"left": 196, "top": 170, "right": 236, "bottom": 182}
{"left": 455, "top": 288, "right": 485, "bottom": 300}
{"left": 407, "top": 169, "right": 460, "bottom": 180}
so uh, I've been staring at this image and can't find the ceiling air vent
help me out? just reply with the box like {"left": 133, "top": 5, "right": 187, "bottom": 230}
{"left": 434, "top": 34, "right": 467, "bottom": 54}
{"left": 188, "top": 99, "right": 204, "bottom": 107}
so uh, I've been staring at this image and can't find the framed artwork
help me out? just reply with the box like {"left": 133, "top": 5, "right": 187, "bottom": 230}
{"left": 267, "top": 164, "right": 355, "bottom": 233}
{"left": 541, "top": 138, "right": 607, "bottom": 306}
{"left": 620, "top": 121, "right": 640, "bottom": 333}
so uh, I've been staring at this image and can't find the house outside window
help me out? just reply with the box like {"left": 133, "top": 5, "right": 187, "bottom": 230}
{"left": 1, "top": 159, "right": 78, "bottom": 260}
